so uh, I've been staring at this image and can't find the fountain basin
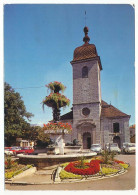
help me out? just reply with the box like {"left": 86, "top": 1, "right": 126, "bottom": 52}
{"left": 34, "top": 146, "right": 82, "bottom": 155}
{"left": 18, "top": 152, "right": 97, "bottom": 169}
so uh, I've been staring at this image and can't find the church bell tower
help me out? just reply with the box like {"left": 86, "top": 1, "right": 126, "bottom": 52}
{"left": 70, "top": 26, "right": 102, "bottom": 148}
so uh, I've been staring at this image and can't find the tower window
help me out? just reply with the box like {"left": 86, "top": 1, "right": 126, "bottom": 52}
{"left": 113, "top": 123, "right": 120, "bottom": 133}
{"left": 82, "top": 107, "right": 90, "bottom": 116}
{"left": 82, "top": 66, "right": 88, "bottom": 78}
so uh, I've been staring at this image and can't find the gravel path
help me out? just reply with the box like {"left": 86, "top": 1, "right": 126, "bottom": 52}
{"left": 5, "top": 154, "right": 135, "bottom": 190}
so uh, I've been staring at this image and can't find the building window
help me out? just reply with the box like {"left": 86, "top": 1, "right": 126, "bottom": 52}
{"left": 113, "top": 123, "right": 120, "bottom": 133}
{"left": 82, "top": 66, "right": 88, "bottom": 78}
{"left": 82, "top": 107, "right": 90, "bottom": 116}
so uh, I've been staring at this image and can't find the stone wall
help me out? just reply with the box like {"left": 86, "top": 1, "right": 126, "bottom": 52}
{"left": 72, "top": 59, "right": 101, "bottom": 104}
{"left": 101, "top": 117, "right": 130, "bottom": 148}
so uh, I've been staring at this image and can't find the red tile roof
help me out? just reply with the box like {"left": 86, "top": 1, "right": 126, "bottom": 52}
{"left": 73, "top": 43, "right": 97, "bottom": 61}
{"left": 71, "top": 43, "right": 102, "bottom": 70}
{"left": 101, "top": 100, "right": 130, "bottom": 119}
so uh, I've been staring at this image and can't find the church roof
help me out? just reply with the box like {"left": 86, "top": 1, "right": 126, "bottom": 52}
{"left": 101, "top": 100, "right": 130, "bottom": 119}
{"left": 60, "top": 110, "right": 73, "bottom": 120}
{"left": 60, "top": 100, "right": 130, "bottom": 121}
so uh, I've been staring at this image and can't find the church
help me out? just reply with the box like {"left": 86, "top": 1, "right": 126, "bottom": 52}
{"left": 60, "top": 26, "right": 130, "bottom": 149}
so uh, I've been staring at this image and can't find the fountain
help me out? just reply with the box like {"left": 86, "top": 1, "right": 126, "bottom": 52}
{"left": 18, "top": 81, "right": 96, "bottom": 169}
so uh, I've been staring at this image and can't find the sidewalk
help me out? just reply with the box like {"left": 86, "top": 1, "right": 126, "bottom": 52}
{"left": 5, "top": 165, "right": 57, "bottom": 185}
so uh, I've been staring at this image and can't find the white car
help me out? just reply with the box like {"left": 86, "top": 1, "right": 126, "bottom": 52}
{"left": 124, "top": 143, "right": 135, "bottom": 154}
{"left": 4, "top": 149, "right": 14, "bottom": 156}
{"left": 90, "top": 144, "right": 103, "bottom": 154}
{"left": 108, "top": 143, "right": 121, "bottom": 153}
{"left": 122, "top": 142, "right": 129, "bottom": 153}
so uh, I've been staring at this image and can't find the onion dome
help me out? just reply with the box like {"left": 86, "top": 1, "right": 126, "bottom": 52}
{"left": 71, "top": 26, "right": 102, "bottom": 70}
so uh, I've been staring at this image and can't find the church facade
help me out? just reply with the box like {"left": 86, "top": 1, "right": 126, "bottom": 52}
{"left": 60, "top": 26, "right": 130, "bottom": 149}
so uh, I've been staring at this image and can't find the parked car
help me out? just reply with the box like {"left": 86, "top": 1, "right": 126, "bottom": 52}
{"left": 4, "top": 148, "right": 14, "bottom": 156}
{"left": 107, "top": 143, "right": 121, "bottom": 153}
{"left": 90, "top": 144, "right": 103, "bottom": 154}
{"left": 123, "top": 143, "right": 135, "bottom": 154}
{"left": 9, "top": 146, "right": 22, "bottom": 155}
{"left": 15, "top": 147, "right": 34, "bottom": 155}
{"left": 122, "top": 142, "right": 129, "bottom": 153}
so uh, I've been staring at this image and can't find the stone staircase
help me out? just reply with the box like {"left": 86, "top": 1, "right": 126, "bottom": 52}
{"left": 34, "top": 165, "right": 58, "bottom": 182}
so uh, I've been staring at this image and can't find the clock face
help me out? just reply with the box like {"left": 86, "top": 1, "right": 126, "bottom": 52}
{"left": 82, "top": 107, "right": 90, "bottom": 116}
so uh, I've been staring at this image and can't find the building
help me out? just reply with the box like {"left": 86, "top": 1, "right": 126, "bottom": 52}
{"left": 16, "top": 138, "right": 34, "bottom": 148}
{"left": 129, "top": 124, "right": 135, "bottom": 138}
{"left": 129, "top": 124, "right": 135, "bottom": 143}
{"left": 60, "top": 26, "right": 130, "bottom": 149}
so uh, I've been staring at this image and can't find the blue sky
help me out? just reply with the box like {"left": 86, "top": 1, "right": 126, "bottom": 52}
{"left": 4, "top": 4, "right": 135, "bottom": 126}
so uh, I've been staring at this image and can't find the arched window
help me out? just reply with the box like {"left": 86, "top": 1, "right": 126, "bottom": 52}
{"left": 113, "top": 123, "right": 120, "bottom": 133}
{"left": 82, "top": 66, "right": 88, "bottom": 78}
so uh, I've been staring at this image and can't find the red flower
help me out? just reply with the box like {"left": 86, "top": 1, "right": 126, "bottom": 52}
{"left": 64, "top": 159, "right": 101, "bottom": 176}
{"left": 114, "top": 160, "right": 125, "bottom": 164}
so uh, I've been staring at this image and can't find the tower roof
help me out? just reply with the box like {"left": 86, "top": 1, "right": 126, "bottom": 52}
{"left": 71, "top": 26, "right": 102, "bottom": 70}
{"left": 73, "top": 43, "right": 98, "bottom": 61}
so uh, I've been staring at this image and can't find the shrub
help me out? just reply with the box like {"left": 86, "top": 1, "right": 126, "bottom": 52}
{"left": 78, "top": 156, "right": 86, "bottom": 169}
{"left": 5, "top": 157, "right": 17, "bottom": 169}
{"left": 101, "top": 150, "right": 110, "bottom": 164}
{"left": 110, "top": 151, "right": 116, "bottom": 161}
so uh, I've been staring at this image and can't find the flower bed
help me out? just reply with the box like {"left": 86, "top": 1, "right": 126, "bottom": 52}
{"left": 59, "top": 158, "right": 129, "bottom": 180}
{"left": 60, "top": 169, "right": 82, "bottom": 179}
{"left": 5, "top": 157, "right": 34, "bottom": 180}
{"left": 5, "top": 164, "right": 33, "bottom": 179}
{"left": 64, "top": 159, "right": 101, "bottom": 175}
{"left": 100, "top": 167, "right": 119, "bottom": 175}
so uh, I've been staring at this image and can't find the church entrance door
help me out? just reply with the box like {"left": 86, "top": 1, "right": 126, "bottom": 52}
{"left": 113, "top": 136, "right": 121, "bottom": 148}
{"left": 83, "top": 132, "right": 91, "bottom": 149}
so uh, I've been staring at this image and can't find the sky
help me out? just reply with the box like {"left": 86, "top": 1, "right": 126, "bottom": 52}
{"left": 4, "top": 4, "right": 135, "bottom": 126}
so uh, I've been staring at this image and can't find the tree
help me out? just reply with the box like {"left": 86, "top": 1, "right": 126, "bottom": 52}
{"left": 4, "top": 82, "right": 34, "bottom": 146}
{"left": 22, "top": 125, "right": 41, "bottom": 142}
